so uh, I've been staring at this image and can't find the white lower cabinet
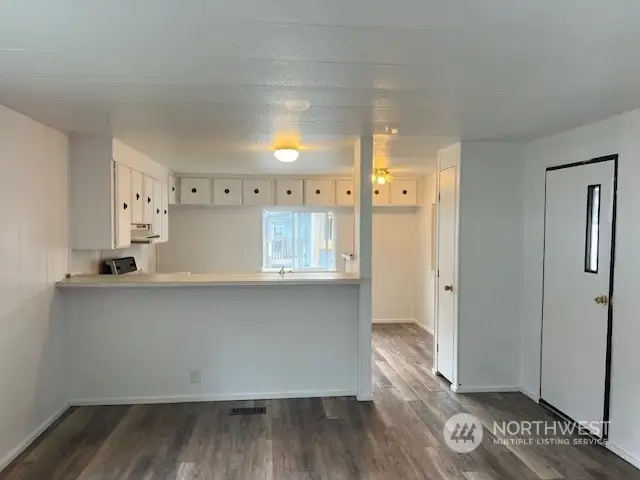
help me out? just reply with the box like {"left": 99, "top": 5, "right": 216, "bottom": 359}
{"left": 276, "top": 179, "right": 303, "bottom": 205}
{"left": 242, "top": 179, "right": 271, "bottom": 205}
{"left": 213, "top": 178, "right": 242, "bottom": 206}
{"left": 114, "top": 163, "right": 132, "bottom": 248}
{"left": 304, "top": 179, "right": 335, "bottom": 206}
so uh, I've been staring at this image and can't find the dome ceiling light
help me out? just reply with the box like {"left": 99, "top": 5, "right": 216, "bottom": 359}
{"left": 372, "top": 168, "right": 394, "bottom": 184}
{"left": 274, "top": 148, "right": 300, "bottom": 163}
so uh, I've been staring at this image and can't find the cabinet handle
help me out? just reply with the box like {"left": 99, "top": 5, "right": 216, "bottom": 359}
{"left": 286, "top": 190, "right": 292, "bottom": 195}
{"left": 147, "top": 197, "right": 151, "bottom": 203}
{"left": 136, "top": 193, "right": 140, "bottom": 200}
{"left": 191, "top": 188, "right": 197, "bottom": 193}
{"left": 374, "top": 190, "right": 379, "bottom": 195}
{"left": 164, "top": 209, "right": 167, "bottom": 215}
{"left": 224, "top": 188, "right": 230, "bottom": 194}
{"left": 254, "top": 188, "right": 260, "bottom": 194}
{"left": 346, "top": 190, "right": 351, "bottom": 195}
{"left": 402, "top": 189, "right": 408, "bottom": 195}
{"left": 123, "top": 202, "right": 128, "bottom": 210}
{"left": 316, "top": 189, "right": 321, "bottom": 195}
{"left": 172, "top": 186, "right": 175, "bottom": 192}
{"left": 156, "top": 208, "right": 160, "bottom": 214}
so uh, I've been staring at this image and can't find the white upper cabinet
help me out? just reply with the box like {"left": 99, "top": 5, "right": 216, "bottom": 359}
{"left": 130, "top": 169, "right": 144, "bottom": 224}
{"left": 169, "top": 175, "right": 177, "bottom": 205}
{"left": 161, "top": 182, "right": 169, "bottom": 242}
{"left": 114, "top": 162, "right": 132, "bottom": 249}
{"left": 153, "top": 179, "right": 163, "bottom": 238}
{"left": 390, "top": 179, "right": 418, "bottom": 206}
{"left": 276, "top": 179, "right": 303, "bottom": 205}
{"left": 242, "top": 179, "right": 271, "bottom": 205}
{"left": 372, "top": 182, "right": 390, "bottom": 206}
{"left": 213, "top": 178, "right": 242, "bottom": 206}
{"left": 69, "top": 135, "right": 171, "bottom": 250}
{"left": 180, "top": 177, "right": 211, "bottom": 205}
{"left": 142, "top": 174, "right": 155, "bottom": 224}
{"left": 335, "top": 180, "right": 355, "bottom": 206}
{"left": 304, "top": 179, "right": 335, "bottom": 206}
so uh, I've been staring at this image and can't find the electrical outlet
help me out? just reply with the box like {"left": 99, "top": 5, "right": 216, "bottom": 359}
{"left": 189, "top": 368, "right": 201, "bottom": 384}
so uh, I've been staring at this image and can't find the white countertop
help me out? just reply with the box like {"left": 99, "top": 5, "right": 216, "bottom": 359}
{"left": 56, "top": 272, "right": 362, "bottom": 288}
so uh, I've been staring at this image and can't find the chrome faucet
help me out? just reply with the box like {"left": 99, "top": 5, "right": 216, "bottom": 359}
{"left": 279, "top": 266, "right": 286, "bottom": 277}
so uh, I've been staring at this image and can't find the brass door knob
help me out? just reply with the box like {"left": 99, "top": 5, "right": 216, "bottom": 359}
{"left": 594, "top": 295, "right": 609, "bottom": 306}
{"left": 444, "top": 285, "right": 453, "bottom": 292}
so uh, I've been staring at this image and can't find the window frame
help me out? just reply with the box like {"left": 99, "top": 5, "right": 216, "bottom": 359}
{"left": 261, "top": 207, "right": 338, "bottom": 273}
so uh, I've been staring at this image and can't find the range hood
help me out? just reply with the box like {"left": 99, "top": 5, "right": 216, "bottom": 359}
{"left": 130, "top": 224, "right": 160, "bottom": 244}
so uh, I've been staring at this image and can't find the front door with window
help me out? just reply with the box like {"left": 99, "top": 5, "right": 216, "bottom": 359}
{"left": 541, "top": 157, "right": 616, "bottom": 435}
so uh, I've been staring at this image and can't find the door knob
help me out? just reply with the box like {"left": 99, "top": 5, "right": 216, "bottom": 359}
{"left": 594, "top": 295, "right": 609, "bottom": 306}
{"left": 444, "top": 284, "right": 453, "bottom": 292}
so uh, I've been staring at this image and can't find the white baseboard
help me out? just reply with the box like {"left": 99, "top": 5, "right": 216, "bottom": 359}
{"left": 0, "top": 403, "right": 70, "bottom": 473}
{"left": 519, "top": 387, "right": 540, "bottom": 403}
{"left": 412, "top": 320, "right": 434, "bottom": 335}
{"left": 372, "top": 318, "right": 415, "bottom": 324}
{"left": 451, "top": 385, "right": 520, "bottom": 394}
{"left": 70, "top": 389, "right": 356, "bottom": 406}
{"left": 607, "top": 443, "right": 640, "bottom": 470}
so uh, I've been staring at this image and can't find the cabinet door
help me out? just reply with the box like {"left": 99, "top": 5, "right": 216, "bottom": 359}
{"left": 242, "top": 179, "right": 271, "bottom": 205}
{"left": 114, "top": 163, "right": 132, "bottom": 248}
{"left": 304, "top": 179, "right": 335, "bottom": 206}
{"left": 143, "top": 175, "right": 155, "bottom": 224}
{"left": 130, "top": 169, "right": 144, "bottom": 224}
{"left": 276, "top": 179, "right": 303, "bottom": 205}
{"left": 169, "top": 175, "right": 177, "bottom": 205}
{"left": 372, "top": 182, "right": 390, "bottom": 206}
{"left": 180, "top": 177, "right": 211, "bottom": 205}
{"left": 161, "top": 182, "right": 169, "bottom": 242}
{"left": 153, "top": 179, "right": 163, "bottom": 237}
{"left": 213, "top": 178, "right": 242, "bottom": 206}
{"left": 335, "top": 180, "right": 355, "bottom": 206}
{"left": 390, "top": 179, "right": 418, "bottom": 206}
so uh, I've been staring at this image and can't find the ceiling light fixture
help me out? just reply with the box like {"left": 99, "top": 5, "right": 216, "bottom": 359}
{"left": 372, "top": 168, "right": 394, "bottom": 184}
{"left": 274, "top": 148, "right": 300, "bottom": 163}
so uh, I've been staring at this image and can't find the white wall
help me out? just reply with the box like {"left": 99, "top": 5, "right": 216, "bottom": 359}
{"left": 521, "top": 108, "right": 640, "bottom": 467}
{"left": 416, "top": 174, "right": 437, "bottom": 332}
{"left": 65, "top": 285, "right": 359, "bottom": 402}
{"left": 157, "top": 206, "right": 420, "bottom": 322}
{"left": 456, "top": 142, "right": 523, "bottom": 390}
{"left": 0, "top": 105, "right": 69, "bottom": 470}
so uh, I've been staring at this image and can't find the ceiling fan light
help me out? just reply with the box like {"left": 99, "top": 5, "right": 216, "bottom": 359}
{"left": 376, "top": 176, "right": 386, "bottom": 185}
{"left": 274, "top": 148, "right": 299, "bottom": 163}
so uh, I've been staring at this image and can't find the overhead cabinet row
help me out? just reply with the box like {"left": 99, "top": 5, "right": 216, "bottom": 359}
{"left": 177, "top": 177, "right": 418, "bottom": 207}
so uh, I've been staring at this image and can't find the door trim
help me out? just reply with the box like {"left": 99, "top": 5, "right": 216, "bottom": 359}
{"left": 539, "top": 154, "right": 618, "bottom": 440}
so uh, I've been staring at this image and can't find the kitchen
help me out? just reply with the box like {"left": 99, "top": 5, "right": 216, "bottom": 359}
{"left": 56, "top": 133, "right": 433, "bottom": 405}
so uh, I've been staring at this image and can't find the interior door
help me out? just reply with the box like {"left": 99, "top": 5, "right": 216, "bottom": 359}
{"left": 114, "top": 163, "right": 131, "bottom": 248}
{"left": 541, "top": 159, "right": 615, "bottom": 434}
{"left": 437, "top": 166, "right": 456, "bottom": 382}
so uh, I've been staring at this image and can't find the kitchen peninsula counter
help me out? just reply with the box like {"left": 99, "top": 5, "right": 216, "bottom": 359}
{"left": 56, "top": 272, "right": 361, "bottom": 288}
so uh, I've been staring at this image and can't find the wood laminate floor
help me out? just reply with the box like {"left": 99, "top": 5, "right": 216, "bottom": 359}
{"left": 2, "top": 324, "right": 638, "bottom": 479}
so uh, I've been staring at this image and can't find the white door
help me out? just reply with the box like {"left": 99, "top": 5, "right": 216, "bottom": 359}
{"left": 143, "top": 175, "right": 155, "bottom": 224}
{"left": 161, "top": 181, "right": 169, "bottom": 242}
{"left": 130, "top": 169, "right": 143, "bottom": 224}
{"left": 153, "top": 179, "right": 163, "bottom": 237}
{"left": 542, "top": 159, "right": 615, "bottom": 434}
{"left": 437, "top": 166, "right": 456, "bottom": 382}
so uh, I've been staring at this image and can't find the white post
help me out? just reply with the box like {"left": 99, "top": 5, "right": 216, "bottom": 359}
{"left": 354, "top": 137, "right": 373, "bottom": 401}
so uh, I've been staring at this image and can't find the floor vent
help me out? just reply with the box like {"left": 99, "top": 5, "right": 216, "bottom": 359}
{"left": 230, "top": 406, "right": 267, "bottom": 416}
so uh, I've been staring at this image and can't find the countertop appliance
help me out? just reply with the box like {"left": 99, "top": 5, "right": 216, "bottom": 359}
{"left": 99, "top": 256, "right": 139, "bottom": 275}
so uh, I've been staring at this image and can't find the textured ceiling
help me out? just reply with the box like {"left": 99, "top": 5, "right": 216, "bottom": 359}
{"left": 1, "top": 0, "right": 640, "bottom": 174}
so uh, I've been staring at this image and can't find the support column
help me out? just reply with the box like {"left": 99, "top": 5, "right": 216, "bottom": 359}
{"left": 354, "top": 136, "right": 373, "bottom": 400}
